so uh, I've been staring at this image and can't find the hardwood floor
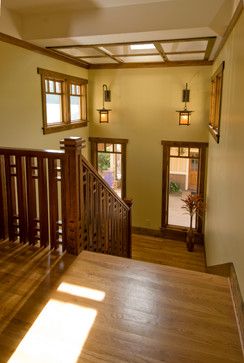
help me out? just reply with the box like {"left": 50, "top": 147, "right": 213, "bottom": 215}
{"left": 0, "top": 251, "right": 243, "bottom": 362}
{"left": 0, "top": 238, "right": 243, "bottom": 362}
{"left": 132, "top": 234, "right": 206, "bottom": 272}
{"left": 0, "top": 239, "right": 75, "bottom": 335}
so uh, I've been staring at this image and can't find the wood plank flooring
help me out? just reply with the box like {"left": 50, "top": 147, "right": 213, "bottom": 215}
{"left": 132, "top": 234, "right": 206, "bottom": 272}
{"left": 1, "top": 251, "right": 243, "bottom": 362}
{"left": 0, "top": 239, "right": 75, "bottom": 335}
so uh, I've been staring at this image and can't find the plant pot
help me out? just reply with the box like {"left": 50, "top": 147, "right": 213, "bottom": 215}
{"left": 186, "top": 228, "right": 195, "bottom": 252}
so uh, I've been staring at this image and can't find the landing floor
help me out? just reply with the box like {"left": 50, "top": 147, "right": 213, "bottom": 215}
{"left": 0, "top": 250, "right": 243, "bottom": 362}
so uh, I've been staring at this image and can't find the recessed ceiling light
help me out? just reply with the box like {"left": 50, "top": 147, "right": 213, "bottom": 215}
{"left": 130, "top": 44, "right": 155, "bottom": 50}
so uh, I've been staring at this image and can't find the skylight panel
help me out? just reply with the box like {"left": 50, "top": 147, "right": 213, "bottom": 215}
{"left": 130, "top": 44, "right": 155, "bottom": 50}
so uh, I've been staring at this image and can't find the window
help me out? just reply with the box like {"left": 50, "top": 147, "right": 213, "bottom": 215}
{"left": 89, "top": 137, "right": 128, "bottom": 199}
{"left": 38, "top": 68, "right": 88, "bottom": 134}
{"left": 161, "top": 141, "right": 208, "bottom": 239}
{"left": 209, "top": 61, "right": 224, "bottom": 143}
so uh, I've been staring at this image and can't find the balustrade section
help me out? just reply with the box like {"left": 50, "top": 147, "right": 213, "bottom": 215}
{"left": 82, "top": 157, "right": 131, "bottom": 258}
{"left": 0, "top": 148, "right": 65, "bottom": 250}
{"left": 0, "top": 138, "right": 132, "bottom": 257}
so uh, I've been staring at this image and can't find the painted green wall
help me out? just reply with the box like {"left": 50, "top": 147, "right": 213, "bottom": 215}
{"left": 205, "top": 12, "right": 244, "bottom": 298}
{"left": 89, "top": 66, "right": 211, "bottom": 229}
{"left": 0, "top": 41, "right": 89, "bottom": 156}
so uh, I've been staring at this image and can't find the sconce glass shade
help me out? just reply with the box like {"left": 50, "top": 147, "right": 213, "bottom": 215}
{"left": 177, "top": 109, "right": 193, "bottom": 126}
{"left": 97, "top": 84, "right": 111, "bottom": 123}
{"left": 97, "top": 108, "right": 111, "bottom": 123}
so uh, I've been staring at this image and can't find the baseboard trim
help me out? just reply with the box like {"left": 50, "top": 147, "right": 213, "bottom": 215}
{"left": 207, "top": 262, "right": 244, "bottom": 355}
{"left": 132, "top": 226, "right": 186, "bottom": 241}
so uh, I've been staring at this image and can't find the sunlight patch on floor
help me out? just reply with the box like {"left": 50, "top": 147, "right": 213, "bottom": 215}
{"left": 57, "top": 282, "right": 106, "bottom": 301}
{"left": 7, "top": 283, "right": 106, "bottom": 363}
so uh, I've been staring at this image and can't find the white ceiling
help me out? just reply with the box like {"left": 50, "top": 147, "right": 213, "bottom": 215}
{"left": 1, "top": 0, "right": 241, "bottom": 67}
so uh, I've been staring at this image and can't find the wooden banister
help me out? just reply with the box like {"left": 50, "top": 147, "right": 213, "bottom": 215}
{"left": 0, "top": 138, "right": 132, "bottom": 258}
{"left": 82, "top": 156, "right": 131, "bottom": 258}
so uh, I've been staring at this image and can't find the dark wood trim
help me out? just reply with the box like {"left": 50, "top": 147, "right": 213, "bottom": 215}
{"left": 132, "top": 226, "right": 188, "bottom": 242}
{"left": 0, "top": 32, "right": 88, "bottom": 69}
{"left": 209, "top": 61, "right": 225, "bottom": 143}
{"left": 207, "top": 262, "right": 244, "bottom": 354}
{"left": 43, "top": 121, "right": 88, "bottom": 135}
{"left": 89, "top": 60, "right": 213, "bottom": 69}
{"left": 89, "top": 137, "right": 128, "bottom": 199}
{"left": 214, "top": 0, "right": 243, "bottom": 59}
{"left": 161, "top": 140, "right": 208, "bottom": 148}
{"left": 37, "top": 68, "right": 88, "bottom": 84}
{"left": 89, "top": 137, "right": 128, "bottom": 144}
{"left": 38, "top": 68, "right": 88, "bottom": 134}
{"left": 161, "top": 140, "right": 208, "bottom": 237}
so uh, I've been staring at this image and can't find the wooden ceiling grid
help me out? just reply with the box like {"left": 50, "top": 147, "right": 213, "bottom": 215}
{"left": 46, "top": 36, "right": 216, "bottom": 68}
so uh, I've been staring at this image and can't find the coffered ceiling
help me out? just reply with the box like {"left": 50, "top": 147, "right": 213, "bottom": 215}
{"left": 1, "top": 0, "right": 242, "bottom": 68}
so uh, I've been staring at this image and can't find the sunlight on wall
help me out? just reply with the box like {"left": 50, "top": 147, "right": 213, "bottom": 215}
{"left": 57, "top": 282, "right": 106, "bottom": 301}
{"left": 7, "top": 282, "right": 106, "bottom": 363}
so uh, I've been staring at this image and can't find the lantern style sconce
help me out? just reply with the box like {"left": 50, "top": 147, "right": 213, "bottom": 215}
{"left": 97, "top": 84, "right": 111, "bottom": 123}
{"left": 176, "top": 83, "right": 193, "bottom": 126}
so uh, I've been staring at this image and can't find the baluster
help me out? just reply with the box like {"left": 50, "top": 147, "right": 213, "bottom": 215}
{"left": 38, "top": 157, "right": 49, "bottom": 247}
{"left": 16, "top": 156, "right": 28, "bottom": 243}
{"left": 26, "top": 157, "right": 37, "bottom": 245}
{"left": 48, "top": 159, "right": 59, "bottom": 249}
{"left": 0, "top": 156, "right": 7, "bottom": 240}
{"left": 5, "top": 156, "right": 17, "bottom": 241}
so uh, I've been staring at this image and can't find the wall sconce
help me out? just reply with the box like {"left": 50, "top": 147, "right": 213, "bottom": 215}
{"left": 97, "top": 84, "right": 111, "bottom": 123}
{"left": 176, "top": 83, "right": 193, "bottom": 126}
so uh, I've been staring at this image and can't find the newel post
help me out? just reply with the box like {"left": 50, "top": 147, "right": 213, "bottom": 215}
{"left": 124, "top": 199, "right": 133, "bottom": 258}
{"left": 62, "top": 137, "right": 84, "bottom": 255}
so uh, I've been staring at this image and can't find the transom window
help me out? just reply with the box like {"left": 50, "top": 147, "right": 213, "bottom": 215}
{"left": 38, "top": 68, "right": 88, "bottom": 134}
{"left": 89, "top": 137, "right": 128, "bottom": 199}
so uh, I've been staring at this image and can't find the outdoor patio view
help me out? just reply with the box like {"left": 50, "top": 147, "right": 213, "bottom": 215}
{"left": 97, "top": 143, "right": 122, "bottom": 197}
{"left": 168, "top": 147, "right": 199, "bottom": 227}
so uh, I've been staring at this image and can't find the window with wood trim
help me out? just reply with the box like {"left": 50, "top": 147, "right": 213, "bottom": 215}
{"left": 38, "top": 68, "right": 88, "bottom": 134}
{"left": 209, "top": 61, "right": 224, "bottom": 143}
{"left": 89, "top": 137, "right": 128, "bottom": 199}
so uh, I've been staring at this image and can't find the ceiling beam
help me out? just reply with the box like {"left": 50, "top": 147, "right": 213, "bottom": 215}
{"left": 153, "top": 42, "right": 168, "bottom": 62}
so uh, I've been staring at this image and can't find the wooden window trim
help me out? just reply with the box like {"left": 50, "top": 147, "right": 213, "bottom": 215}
{"left": 161, "top": 140, "right": 208, "bottom": 239}
{"left": 38, "top": 68, "right": 88, "bottom": 134}
{"left": 89, "top": 137, "right": 128, "bottom": 199}
{"left": 209, "top": 61, "right": 225, "bottom": 143}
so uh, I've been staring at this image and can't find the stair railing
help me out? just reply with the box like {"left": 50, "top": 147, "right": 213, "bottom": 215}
{"left": 0, "top": 137, "right": 132, "bottom": 257}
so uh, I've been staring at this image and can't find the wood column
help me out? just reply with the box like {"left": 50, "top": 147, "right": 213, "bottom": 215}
{"left": 62, "top": 137, "right": 84, "bottom": 255}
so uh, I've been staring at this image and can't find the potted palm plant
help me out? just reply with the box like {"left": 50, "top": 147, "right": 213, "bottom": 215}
{"left": 181, "top": 194, "right": 205, "bottom": 251}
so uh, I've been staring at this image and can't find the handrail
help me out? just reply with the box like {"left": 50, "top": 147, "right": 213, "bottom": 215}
{"left": 0, "top": 147, "right": 64, "bottom": 158}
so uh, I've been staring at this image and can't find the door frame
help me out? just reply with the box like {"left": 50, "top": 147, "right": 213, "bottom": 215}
{"left": 89, "top": 137, "right": 128, "bottom": 199}
{"left": 161, "top": 140, "right": 208, "bottom": 240}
